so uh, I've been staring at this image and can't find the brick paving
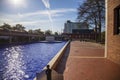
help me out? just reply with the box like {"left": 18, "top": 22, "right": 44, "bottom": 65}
{"left": 55, "top": 41, "right": 120, "bottom": 80}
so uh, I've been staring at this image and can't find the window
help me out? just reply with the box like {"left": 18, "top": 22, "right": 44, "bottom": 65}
{"left": 114, "top": 5, "right": 120, "bottom": 35}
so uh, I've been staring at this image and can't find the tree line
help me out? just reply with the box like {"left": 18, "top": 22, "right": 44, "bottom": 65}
{"left": 0, "top": 23, "right": 59, "bottom": 36}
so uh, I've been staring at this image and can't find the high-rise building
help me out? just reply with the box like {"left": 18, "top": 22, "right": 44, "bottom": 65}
{"left": 64, "top": 20, "right": 89, "bottom": 33}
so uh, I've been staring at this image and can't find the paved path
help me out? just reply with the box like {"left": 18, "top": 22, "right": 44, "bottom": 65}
{"left": 55, "top": 41, "right": 120, "bottom": 80}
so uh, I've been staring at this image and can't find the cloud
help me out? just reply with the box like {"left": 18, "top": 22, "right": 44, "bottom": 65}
{"left": 0, "top": 8, "right": 77, "bottom": 32}
{"left": 0, "top": 8, "right": 76, "bottom": 25}
{"left": 0, "top": 8, "right": 76, "bottom": 18}
{"left": 0, "top": 18, "right": 13, "bottom": 25}
{"left": 51, "top": 8, "right": 76, "bottom": 14}
{"left": 12, "top": 20, "right": 50, "bottom": 25}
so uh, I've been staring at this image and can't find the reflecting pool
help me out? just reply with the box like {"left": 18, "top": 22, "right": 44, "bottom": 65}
{"left": 0, "top": 42, "right": 66, "bottom": 80}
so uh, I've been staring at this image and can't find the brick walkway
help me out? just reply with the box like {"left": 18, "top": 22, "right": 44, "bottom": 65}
{"left": 55, "top": 41, "right": 120, "bottom": 80}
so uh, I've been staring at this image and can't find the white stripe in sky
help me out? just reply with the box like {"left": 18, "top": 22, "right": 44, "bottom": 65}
{"left": 42, "top": 0, "right": 53, "bottom": 31}
{"left": 42, "top": 0, "right": 50, "bottom": 9}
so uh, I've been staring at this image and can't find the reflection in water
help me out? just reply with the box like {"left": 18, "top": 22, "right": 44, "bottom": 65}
{"left": 0, "top": 42, "right": 66, "bottom": 80}
{"left": 3, "top": 46, "right": 28, "bottom": 80}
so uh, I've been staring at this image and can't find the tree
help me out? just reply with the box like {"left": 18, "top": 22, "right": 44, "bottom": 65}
{"left": 77, "top": 0, "right": 105, "bottom": 41}
{"left": 33, "top": 29, "right": 44, "bottom": 35}
{"left": 45, "top": 30, "right": 52, "bottom": 36}
{"left": 0, "top": 23, "right": 12, "bottom": 31}
{"left": 54, "top": 32, "right": 59, "bottom": 36}
{"left": 28, "top": 29, "right": 33, "bottom": 33}
{"left": 13, "top": 24, "right": 26, "bottom": 32}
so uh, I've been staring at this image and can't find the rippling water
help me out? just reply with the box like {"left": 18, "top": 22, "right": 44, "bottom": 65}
{"left": 0, "top": 42, "right": 66, "bottom": 80}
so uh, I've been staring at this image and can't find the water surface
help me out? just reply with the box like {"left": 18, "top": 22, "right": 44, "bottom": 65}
{"left": 0, "top": 42, "right": 66, "bottom": 80}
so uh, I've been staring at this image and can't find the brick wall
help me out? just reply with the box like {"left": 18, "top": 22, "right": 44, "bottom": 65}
{"left": 107, "top": 0, "right": 120, "bottom": 65}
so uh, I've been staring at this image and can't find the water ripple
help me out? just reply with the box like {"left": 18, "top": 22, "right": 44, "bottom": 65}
{"left": 0, "top": 42, "right": 66, "bottom": 80}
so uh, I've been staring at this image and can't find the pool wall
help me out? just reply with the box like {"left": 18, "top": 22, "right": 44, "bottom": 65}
{"left": 45, "top": 41, "right": 70, "bottom": 69}
{"left": 34, "top": 41, "right": 70, "bottom": 80}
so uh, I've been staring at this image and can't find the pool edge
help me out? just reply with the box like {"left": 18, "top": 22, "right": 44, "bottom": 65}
{"left": 33, "top": 40, "right": 70, "bottom": 80}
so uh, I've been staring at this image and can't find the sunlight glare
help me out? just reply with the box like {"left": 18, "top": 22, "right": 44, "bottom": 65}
{"left": 9, "top": 0, "right": 26, "bottom": 8}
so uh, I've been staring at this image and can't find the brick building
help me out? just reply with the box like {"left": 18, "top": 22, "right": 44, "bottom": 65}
{"left": 106, "top": 0, "right": 120, "bottom": 65}
{"left": 62, "top": 29, "right": 97, "bottom": 41}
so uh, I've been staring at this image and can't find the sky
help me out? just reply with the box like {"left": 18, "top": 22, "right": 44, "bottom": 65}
{"left": 0, "top": 0, "right": 84, "bottom": 33}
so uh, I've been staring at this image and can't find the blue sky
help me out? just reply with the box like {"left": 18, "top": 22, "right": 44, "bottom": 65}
{"left": 0, "top": 0, "right": 84, "bottom": 33}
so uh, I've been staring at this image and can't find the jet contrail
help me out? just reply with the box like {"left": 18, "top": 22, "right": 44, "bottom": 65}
{"left": 42, "top": 0, "right": 50, "bottom": 9}
{"left": 42, "top": 0, "right": 53, "bottom": 31}
{"left": 47, "top": 10, "right": 52, "bottom": 22}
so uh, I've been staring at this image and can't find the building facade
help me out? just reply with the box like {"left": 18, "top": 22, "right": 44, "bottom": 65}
{"left": 63, "top": 20, "right": 97, "bottom": 41}
{"left": 106, "top": 0, "right": 120, "bottom": 65}
{"left": 64, "top": 20, "right": 88, "bottom": 33}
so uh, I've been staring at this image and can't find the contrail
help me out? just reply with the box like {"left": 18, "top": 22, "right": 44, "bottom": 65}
{"left": 47, "top": 10, "right": 52, "bottom": 22}
{"left": 42, "top": 0, "right": 50, "bottom": 9}
{"left": 42, "top": 0, "right": 53, "bottom": 31}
